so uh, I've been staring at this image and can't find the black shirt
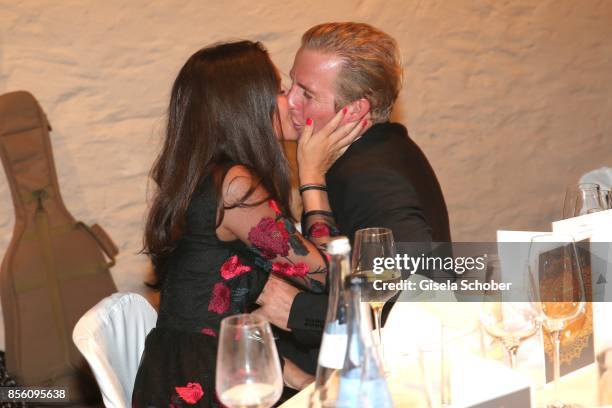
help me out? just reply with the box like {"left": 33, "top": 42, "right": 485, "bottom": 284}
{"left": 285, "top": 122, "right": 451, "bottom": 372}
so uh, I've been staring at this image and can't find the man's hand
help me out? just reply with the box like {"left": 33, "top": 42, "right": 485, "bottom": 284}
{"left": 282, "top": 358, "right": 315, "bottom": 390}
{"left": 253, "top": 275, "right": 301, "bottom": 331}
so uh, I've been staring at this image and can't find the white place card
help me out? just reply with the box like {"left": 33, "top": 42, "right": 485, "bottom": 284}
{"left": 451, "top": 356, "right": 533, "bottom": 407}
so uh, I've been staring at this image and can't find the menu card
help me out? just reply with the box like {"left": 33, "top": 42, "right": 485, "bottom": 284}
{"left": 553, "top": 209, "right": 612, "bottom": 359}
{"left": 552, "top": 209, "right": 612, "bottom": 303}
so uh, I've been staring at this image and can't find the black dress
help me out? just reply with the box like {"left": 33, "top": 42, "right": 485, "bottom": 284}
{"left": 132, "top": 171, "right": 336, "bottom": 408}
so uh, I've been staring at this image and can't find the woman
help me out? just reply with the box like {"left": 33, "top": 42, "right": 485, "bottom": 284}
{"left": 132, "top": 41, "right": 363, "bottom": 407}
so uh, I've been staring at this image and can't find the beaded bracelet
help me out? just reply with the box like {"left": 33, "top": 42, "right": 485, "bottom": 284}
{"left": 299, "top": 184, "right": 328, "bottom": 194}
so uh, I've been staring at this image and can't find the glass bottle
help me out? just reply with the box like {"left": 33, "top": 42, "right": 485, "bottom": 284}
{"left": 310, "top": 237, "right": 351, "bottom": 407}
{"left": 336, "top": 274, "right": 393, "bottom": 407}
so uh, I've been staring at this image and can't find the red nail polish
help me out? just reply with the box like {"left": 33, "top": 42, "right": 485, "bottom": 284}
{"left": 342, "top": 107, "right": 348, "bottom": 114}
{"left": 306, "top": 118, "right": 313, "bottom": 125}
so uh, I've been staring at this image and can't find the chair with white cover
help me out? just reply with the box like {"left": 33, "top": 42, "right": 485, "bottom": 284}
{"left": 72, "top": 292, "right": 157, "bottom": 408}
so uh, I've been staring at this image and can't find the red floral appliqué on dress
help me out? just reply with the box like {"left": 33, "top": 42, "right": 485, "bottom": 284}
{"left": 248, "top": 217, "right": 290, "bottom": 258}
{"left": 309, "top": 222, "right": 331, "bottom": 238}
{"left": 200, "top": 327, "right": 217, "bottom": 337}
{"left": 208, "top": 283, "right": 230, "bottom": 314}
{"left": 220, "top": 255, "right": 251, "bottom": 280}
{"left": 175, "top": 382, "right": 204, "bottom": 404}
{"left": 272, "top": 261, "right": 310, "bottom": 278}
{"left": 268, "top": 199, "right": 282, "bottom": 215}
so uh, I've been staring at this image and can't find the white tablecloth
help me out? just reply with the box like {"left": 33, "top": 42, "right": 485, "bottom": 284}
{"left": 281, "top": 299, "right": 612, "bottom": 407}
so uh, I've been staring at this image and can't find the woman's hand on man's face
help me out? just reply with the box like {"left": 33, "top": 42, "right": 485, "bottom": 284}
{"left": 297, "top": 106, "right": 368, "bottom": 185}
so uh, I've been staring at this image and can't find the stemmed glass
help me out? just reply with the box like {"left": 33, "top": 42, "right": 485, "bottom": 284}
{"left": 351, "top": 227, "right": 401, "bottom": 370}
{"left": 480, "top": 257, "right": 539, "bottom": 369}
{"left": 527, "top": 233, "right": 586, "bottom": 408}
{"left": 480, "top": 302, "right": 539, "bottom": 369}
{"left": 562, "top": 183, "right": 606, "bottom": 218}
{"left": 600, "top": 188, "right": 612, "bottom": 209}
{"left": 216, "top": 314, "right": 283, "bottom": 408}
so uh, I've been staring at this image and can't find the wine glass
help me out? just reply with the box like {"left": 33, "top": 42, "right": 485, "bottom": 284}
{"left": 562, "top": 183, "right": 605, "bottom": 218}
{"left": 480, "top": 302, "right": 539, "bottom": 368}
{"left": 598, "top": 348, "right": 612, "bottom": 405}
{"left": 216, "top": 314, "right": 283, "bottom": 408}
{"left": 527, "top": 233, "right": 586, "bottom": 408}
{"left": 351, "top": 227, "right": 401, "bottom": 370}
{"left": 480, "top": 257, "right": 539, "bottom": 369}
{"left": 600, "top": 188, "right": 612, "bottom": 209}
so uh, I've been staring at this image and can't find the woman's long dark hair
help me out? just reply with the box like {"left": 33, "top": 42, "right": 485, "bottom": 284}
{"left": 144, "top": 41, "right": 292, "bottom": 286}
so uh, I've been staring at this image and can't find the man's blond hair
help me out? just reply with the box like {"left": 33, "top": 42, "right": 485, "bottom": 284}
{"left": 301, "top": 22, "right": 402, "bottom": 123}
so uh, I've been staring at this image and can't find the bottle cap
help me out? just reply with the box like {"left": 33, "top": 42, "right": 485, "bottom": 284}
{"left": 326, "top": 236, "right": 350, "bottom": 255}
{"left": 345, "top": 274, "right": 366, "bottom": 288}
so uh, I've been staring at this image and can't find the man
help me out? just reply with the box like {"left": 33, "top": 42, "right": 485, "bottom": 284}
{"left": 258, "top": 22, "right": 451, "bottom": 379}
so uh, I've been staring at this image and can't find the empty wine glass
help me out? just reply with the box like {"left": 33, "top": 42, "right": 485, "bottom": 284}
{"left": 563, "top": 183, "right": 605, "bottom": 218}
{"left": 216, "top": 314, "right": 283, "bottom": 408}
{"left": 351, "top": 227, "right": 401, "bottom": 371}
{"left": 527, "top": 233, "right": 586, "bottom": 408}
{"left": 480, "top": 302, "right": 539, "bottom": 368}
{"left": 598, "top": 348, "right": 612, "bottom": 405}
{"left": 600, "top": 188, "right": 612, "bottom": 209}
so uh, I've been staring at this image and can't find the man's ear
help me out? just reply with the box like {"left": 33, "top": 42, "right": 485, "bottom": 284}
{"left": 345, "top": 98, "right": 371, "bottom": 122}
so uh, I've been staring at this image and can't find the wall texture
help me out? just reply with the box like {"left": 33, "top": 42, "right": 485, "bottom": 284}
{"left": 0, "top": 0, "right": 611, "bottom": 349}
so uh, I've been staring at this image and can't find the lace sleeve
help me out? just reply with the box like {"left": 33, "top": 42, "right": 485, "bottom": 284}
{"left": 220, "top": 167, "right": 329, "bottom": 293}
{"left": 302, "top": 210, "right": 340, "bottom": 246}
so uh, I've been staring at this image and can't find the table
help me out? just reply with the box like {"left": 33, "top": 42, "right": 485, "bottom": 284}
{"left": 281, "top": 301, "right": 609, "bottom": 407}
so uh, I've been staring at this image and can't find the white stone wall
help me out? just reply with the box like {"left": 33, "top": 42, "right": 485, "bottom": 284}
{"left": 0, "top": 0, "right": 611, "bottom": 349}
